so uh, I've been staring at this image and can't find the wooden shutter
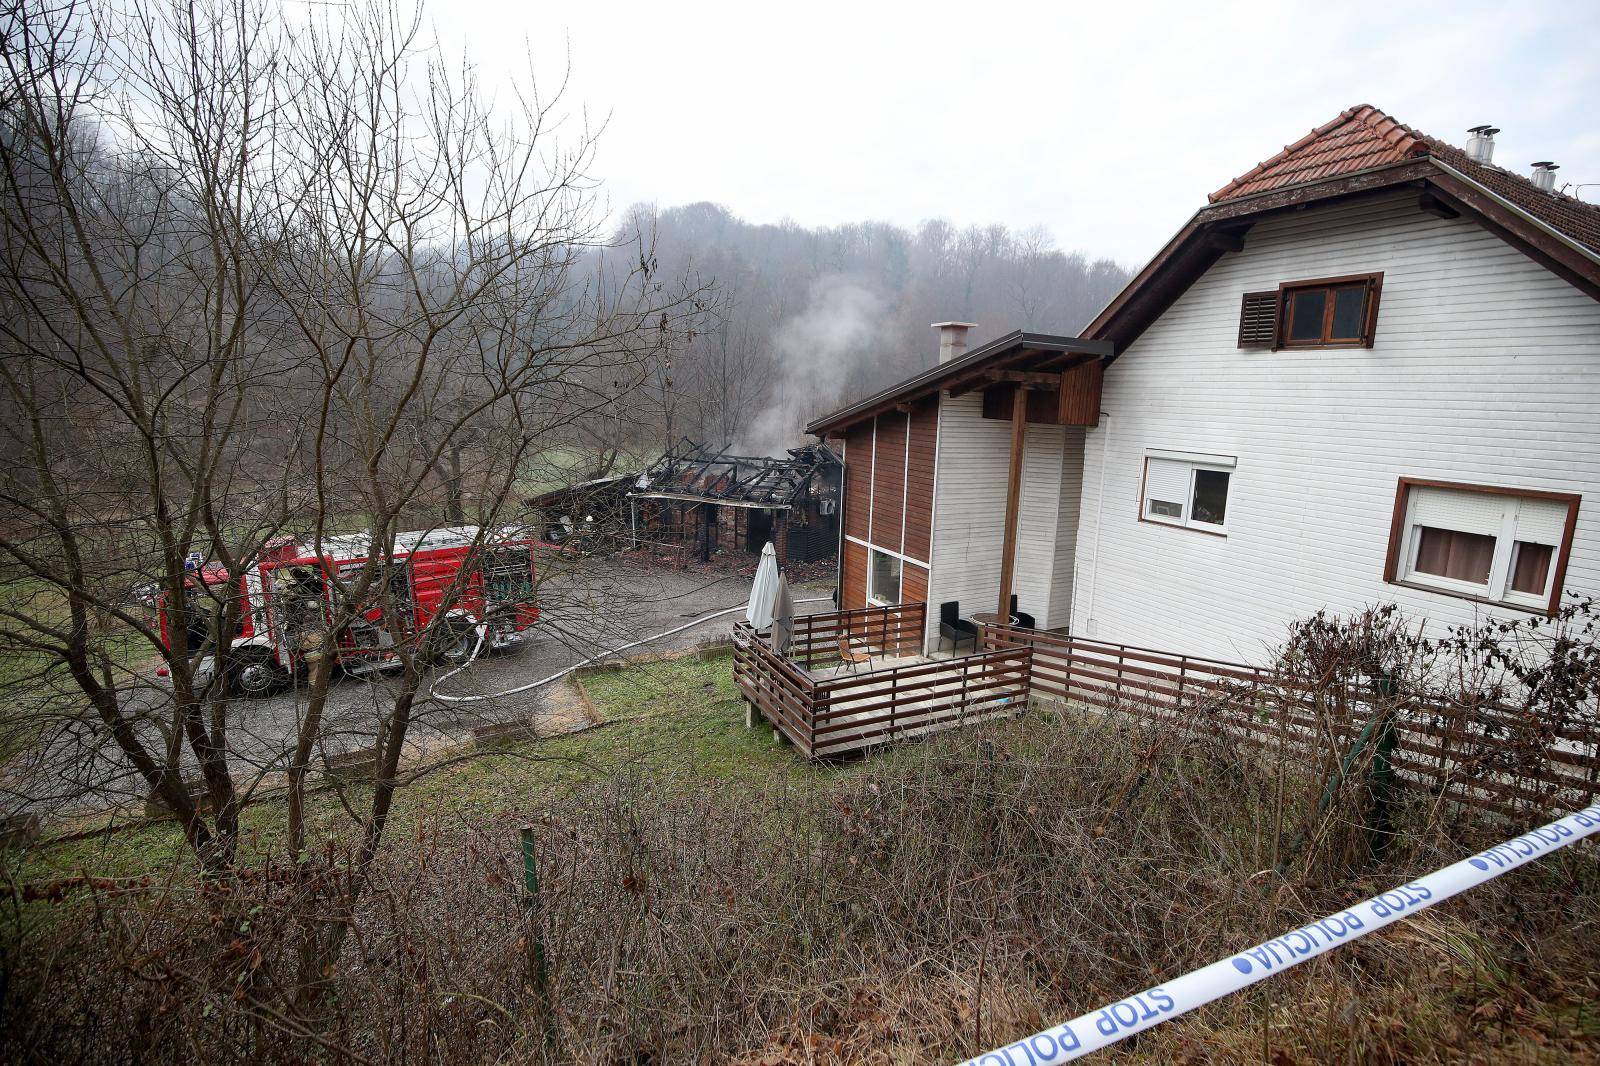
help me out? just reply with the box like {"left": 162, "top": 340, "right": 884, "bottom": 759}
{"left": 1237, "top": 290, "right": 1279, "bottom": 349}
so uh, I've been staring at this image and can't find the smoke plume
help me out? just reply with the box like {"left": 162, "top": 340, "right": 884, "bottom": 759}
{"left": 741, "top": 275, "right": 883, "bottom": 456}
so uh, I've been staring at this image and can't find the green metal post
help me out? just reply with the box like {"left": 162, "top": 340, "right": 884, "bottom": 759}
{"left": 520, "top": 825, "right": 550, "bottom": 1015}
{"left": 1368, "top": 718, "right": 1399, "bottom": 860}
{"left": 1278, "top": 711, "right": 1384, "bottom": 874}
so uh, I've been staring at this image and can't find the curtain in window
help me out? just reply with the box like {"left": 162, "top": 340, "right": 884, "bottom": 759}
{"left": 1414, "top": 526, "right": 1495, "bottom": 585}
{"left": 1510, "top": 542, "right": 1553, "bottom": 595}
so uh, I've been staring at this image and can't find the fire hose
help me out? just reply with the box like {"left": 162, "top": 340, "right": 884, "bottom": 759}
{"left": 427, "top": 596, "right": 832, "bottom": 704}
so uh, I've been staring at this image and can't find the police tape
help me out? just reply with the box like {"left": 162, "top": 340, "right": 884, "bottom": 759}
{"left": 958, "top": 803, "right": 1600, "bottom": 1066}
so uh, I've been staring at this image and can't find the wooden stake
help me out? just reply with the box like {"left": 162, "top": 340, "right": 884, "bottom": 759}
{"left": 997, "top": 386, "right": 1028, "bottom": 618}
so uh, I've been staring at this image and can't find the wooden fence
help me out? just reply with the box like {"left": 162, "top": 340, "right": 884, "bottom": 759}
{"left": 980, "top": 623, "right": 1600, "bottom": 820}
{"left": 733, "top": 605, "right": 1028, "bottom": 757}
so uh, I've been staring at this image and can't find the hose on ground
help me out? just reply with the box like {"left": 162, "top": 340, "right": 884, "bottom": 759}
{"left": 428, "top": 596, "right": 832, "bottom": 704}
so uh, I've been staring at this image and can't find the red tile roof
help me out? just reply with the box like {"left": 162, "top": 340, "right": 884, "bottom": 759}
{"left": 1209, "top": 104, "right": 1600, "bottom": 253}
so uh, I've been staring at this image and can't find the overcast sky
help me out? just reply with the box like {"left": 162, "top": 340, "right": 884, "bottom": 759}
{"left": 426, "top": 0, "right": 1600, "bottom": 267}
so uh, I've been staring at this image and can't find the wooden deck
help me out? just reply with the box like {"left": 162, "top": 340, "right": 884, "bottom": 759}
{"left": 733, "top": 604, "right": 1600, "bottom": 818}
{"left": 732, "top": 602, "right": 1030, "bottom": 757}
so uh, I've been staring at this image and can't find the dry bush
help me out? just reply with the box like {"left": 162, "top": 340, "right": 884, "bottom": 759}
{"left": 4, "top": 700, "right": 1598, "bottom": 1064}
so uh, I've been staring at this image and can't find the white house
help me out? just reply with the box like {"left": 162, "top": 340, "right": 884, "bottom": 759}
{"left": 807, "top": 105, "right": 1600, "bottom": 664}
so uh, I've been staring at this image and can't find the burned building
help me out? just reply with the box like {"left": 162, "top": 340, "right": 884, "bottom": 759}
{"left": 528, "top": 440, "right": 841, "bottom": 566}
{"left": 628, "top": 440, "right": 841, "bottom": 565}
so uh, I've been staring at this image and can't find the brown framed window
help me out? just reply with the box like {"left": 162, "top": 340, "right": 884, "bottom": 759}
{"left": 1276, "top": 273, "right": 1383, "bottom": 349}
{"left": 1382, "top": 478, "right": 1579, "bottom": 616}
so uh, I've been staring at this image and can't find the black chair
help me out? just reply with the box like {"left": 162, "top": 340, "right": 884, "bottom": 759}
{"left": 1009, "top": 594, "right": 1036, "bottom": 630}
{"left": 939, "top": 600, "right": 978, "bottom": 653}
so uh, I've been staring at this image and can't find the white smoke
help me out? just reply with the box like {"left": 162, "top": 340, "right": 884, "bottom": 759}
{"left": 741, "top": 275, "right": 883, "bottom": 456}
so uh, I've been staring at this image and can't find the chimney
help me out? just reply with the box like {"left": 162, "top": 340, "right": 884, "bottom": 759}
{"left": 1530, "top": 161, "right": 1559, "bottom": 193}
{"left": 1465, "top": 125, "right": 1499, "bottom": 165}
{"left": 932, "top": 321, "right": 978, "bottom": 364}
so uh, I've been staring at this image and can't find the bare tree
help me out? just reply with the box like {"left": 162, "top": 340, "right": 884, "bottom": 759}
{"left": 0, "top": 0, "right": 309, "bottom": 862}
{"left": 0, "top": 0, "right": 702, "bottom": 942}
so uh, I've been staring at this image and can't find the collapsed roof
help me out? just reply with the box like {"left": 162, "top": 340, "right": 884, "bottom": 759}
{"left": 629, "top": 439, "right": 840, "bottom": 510}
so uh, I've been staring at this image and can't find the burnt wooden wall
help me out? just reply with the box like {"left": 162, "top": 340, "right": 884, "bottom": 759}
{"left": 837, "top": 396, "right": 938, "bottom": 613}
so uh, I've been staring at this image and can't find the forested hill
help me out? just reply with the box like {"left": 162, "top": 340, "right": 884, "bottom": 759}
{"left": 619, "top": 202, "right": 1133, "bottom": 455}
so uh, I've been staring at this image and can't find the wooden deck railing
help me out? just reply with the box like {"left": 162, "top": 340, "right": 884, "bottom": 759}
{"left": 733, "top": 607, "right": 1600, "bottom": 813}
{"left": 980, "top": 623, "right": 1600, "bottom": 819}
{"left": 786, "top": 601, "right": 926, "bottom": 670}
{"left": 732, "top": 602, "right": 1027, "bottom": 757}
{"left": 807, "top": 646, "right": 1030, "bottom": 757}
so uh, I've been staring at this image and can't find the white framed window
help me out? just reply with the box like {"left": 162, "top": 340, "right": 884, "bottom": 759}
{"left": 868, "top": 548, "right": 902, "bottom": 606}
{"left": 1142, "top": 450, "right": 1236, "bottom": 533}
{"left": 1386, "top": 480, "right": 1578, "bottom": 615}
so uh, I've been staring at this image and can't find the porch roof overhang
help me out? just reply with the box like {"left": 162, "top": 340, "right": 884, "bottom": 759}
{"left": 803, "top": 330, "right": 1112, "bottom": 437}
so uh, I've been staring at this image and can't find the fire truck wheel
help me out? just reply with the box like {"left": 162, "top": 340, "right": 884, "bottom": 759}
{"left": 229, "top": 649, "right": 287, "bottom": 697}
{"left": 427, "top": 621, "right": 480, "bottom": 666}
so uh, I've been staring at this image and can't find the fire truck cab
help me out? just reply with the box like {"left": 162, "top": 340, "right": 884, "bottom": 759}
{"left": 155, "top": 526, "right": 538, "bottom": 696}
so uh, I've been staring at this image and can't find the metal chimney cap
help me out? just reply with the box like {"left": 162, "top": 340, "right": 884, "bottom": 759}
{"left": 1468, "top": 125, "right": 1501, "bottom": 136}
{"left": 1531, "top": 161, "right": 1559, "bottom": 170}
{"left": 930, "top": 321, "right": 979, "bottom": 329}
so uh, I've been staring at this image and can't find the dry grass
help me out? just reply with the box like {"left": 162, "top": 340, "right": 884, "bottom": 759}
{"left": 3, "top": 653, "right": 1598, "bottom": 1064}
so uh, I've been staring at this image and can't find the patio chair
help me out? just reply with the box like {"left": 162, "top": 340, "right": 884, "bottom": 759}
{"left": 939, "top": 600, "right": 977, "bottom": 654}
{"left": 836, "top": 633, "right": 875, "bottom": 673}
{"left": 1009, "top": 594, "right": 1036, "bottom": 630}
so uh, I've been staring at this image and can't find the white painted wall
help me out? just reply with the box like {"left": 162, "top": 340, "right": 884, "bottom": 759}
{"left": 925, "top": 391, "right": 1082, "bottom": 649}
{"left": 1071, "top": 191, "right": 1600, "bottom": 663}
{"left": 1048, "top": 426, "right": 1086, "bottom": 627}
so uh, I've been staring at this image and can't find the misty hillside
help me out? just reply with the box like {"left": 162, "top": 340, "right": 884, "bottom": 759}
{"left": 621, "top": 202, "right": 1132, "bottom": 455}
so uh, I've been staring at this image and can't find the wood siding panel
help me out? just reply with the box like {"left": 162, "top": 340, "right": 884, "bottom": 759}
{"left": 902, "top": 561, "right": 929, "bottom": 606}
{"left": 843, "top": 424, "right": 872, "bottom": 542}
{"left": 905, "top": 399, "right": 939, "bottom": 561}
{"left": 841, "top": 539, "right": 868, "bottom": 611}
{"left": 870, "top": 412, "right": 907, "bottom": 549}
{"left": 1058, "top": 360, "right": 1103, "bottom": 426}
{"left": 1072, "top": 190, "right": 1600, "bottom": 662}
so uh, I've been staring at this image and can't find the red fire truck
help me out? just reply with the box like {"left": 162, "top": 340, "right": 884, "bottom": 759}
{"left": 154, "top": 526, "right": 539, "bottom": 696}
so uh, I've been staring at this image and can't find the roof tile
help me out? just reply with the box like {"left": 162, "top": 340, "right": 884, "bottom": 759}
{"left": 1209, "top": 104, "right": 1600, "bottom": 252}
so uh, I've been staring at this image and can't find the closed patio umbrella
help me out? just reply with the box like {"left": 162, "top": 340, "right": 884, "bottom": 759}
{"left": 745, "top": 541, "right": 779, "bottom": 630}
{"left": 771, "top": 569, "right": 795, "bottom": 656}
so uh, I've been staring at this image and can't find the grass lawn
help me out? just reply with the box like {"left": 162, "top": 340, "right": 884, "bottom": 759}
{"left": 403, "top": 650, "right": 833, "bottom": 816}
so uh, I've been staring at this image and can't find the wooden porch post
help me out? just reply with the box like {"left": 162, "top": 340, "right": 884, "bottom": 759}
{"left": 997, "top": 385, "right": 1028, "bottom": 618}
